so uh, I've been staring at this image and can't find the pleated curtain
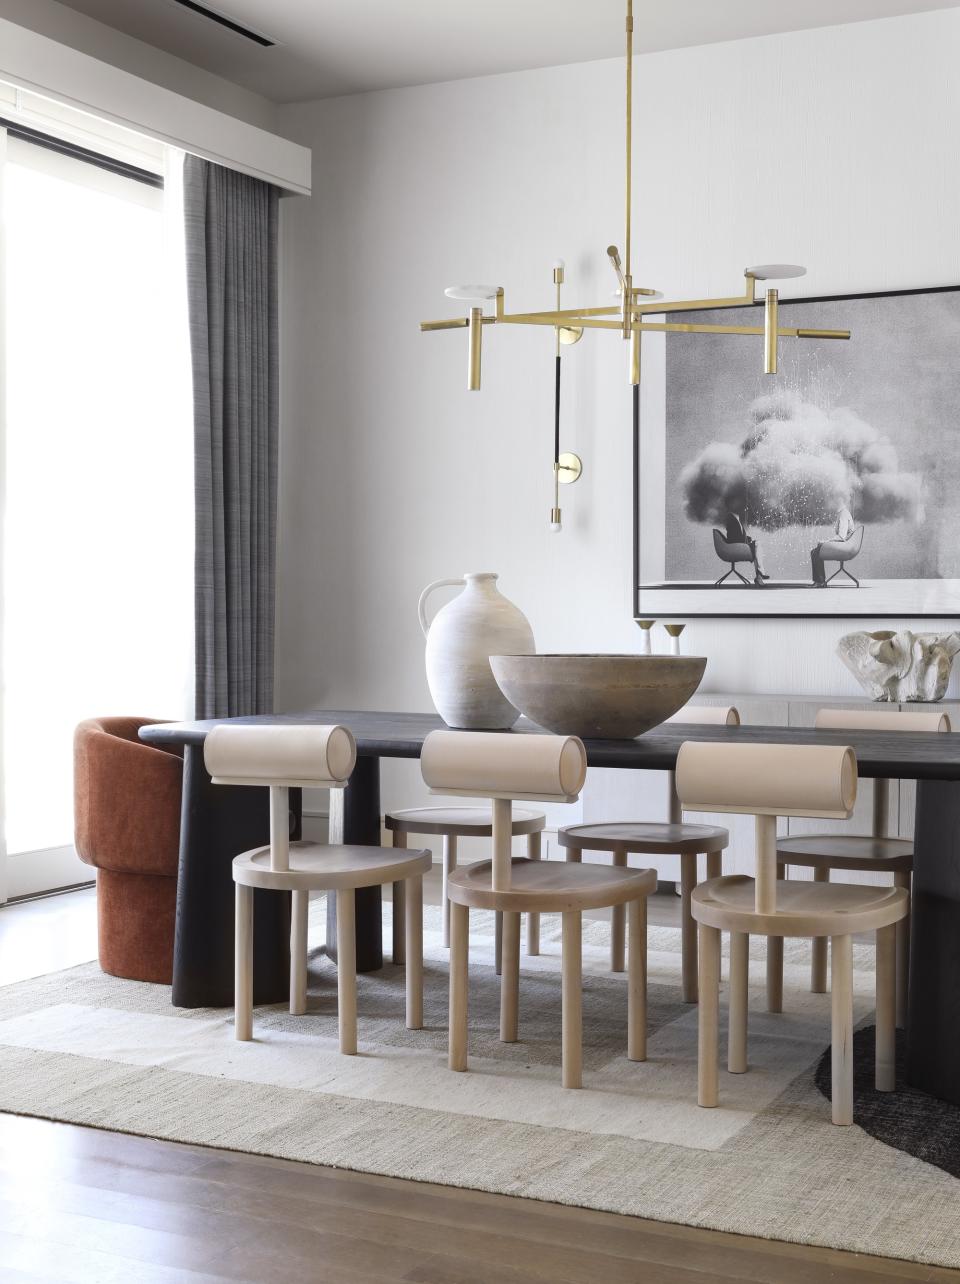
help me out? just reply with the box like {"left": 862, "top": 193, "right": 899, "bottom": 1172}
{"left": 183, "top": 154, "right": 279, "bottom": 718}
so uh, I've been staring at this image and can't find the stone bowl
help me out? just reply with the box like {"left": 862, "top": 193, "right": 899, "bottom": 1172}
{"left": 489, "top": 654, "right": 707, "bottom": 740}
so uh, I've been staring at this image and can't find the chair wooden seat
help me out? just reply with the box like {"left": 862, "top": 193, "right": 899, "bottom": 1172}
{"left": 559, "top": 820, "right": 730, "bottom": 997}
{"left": 386, "top": 807, "right": 546, "bottom": 960}
{"left": 233, "top": 840, "right": 431, "bottom": 891}
{"left": 386, "top": 806, "right": 545, "bottom": 837}
{"left": 447, "top": 856, "right": 656, "bottom": 913}
{"left": 692, "top": 874, "right": 909, "bottom": 938}
{"left": 777, "top": 834, "right": 912, "bottom": 873}
{"left": 558, "top": 821, "right": 728, "bottom": 856}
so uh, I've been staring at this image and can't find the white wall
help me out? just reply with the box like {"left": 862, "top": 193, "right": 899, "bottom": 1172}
{"left": 275, "top": 9, "right": 960, "bottom": 817}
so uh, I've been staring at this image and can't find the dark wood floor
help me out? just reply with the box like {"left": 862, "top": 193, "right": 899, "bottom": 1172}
{"left": 0, "top": 885, "right": 957, "bottom": 1283}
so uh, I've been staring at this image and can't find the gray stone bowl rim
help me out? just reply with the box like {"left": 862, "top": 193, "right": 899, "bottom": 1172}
{"left": 490, "top": 653, "right": 708, "bottom": 661}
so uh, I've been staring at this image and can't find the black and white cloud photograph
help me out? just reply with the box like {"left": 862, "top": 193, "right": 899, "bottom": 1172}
{"left": 636, "top": 287, "right": 960, "bottom": 617}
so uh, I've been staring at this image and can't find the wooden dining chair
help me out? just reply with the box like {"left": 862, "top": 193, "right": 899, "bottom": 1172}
{"left": 385, "top": 806, "right": 546, "bottom": 966}
{"left": 420, "top": 730, "right": 655, "bottom": 1089}
{"left": 678, "top": 740, "right": 908, "bottom": 1125}
{"left": 204, "top": 724, "right": 431, "bottom": 1054}
{"left": 772, "top": 707, "right": 949, "bottom": 1025}
{"left": 557, "top": 706, "right": 734, "bottom": 1001}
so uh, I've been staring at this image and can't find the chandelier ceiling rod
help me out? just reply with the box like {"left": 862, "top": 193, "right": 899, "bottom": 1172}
{"left": 421, "top": 1, "right": 851, "bottom": 388}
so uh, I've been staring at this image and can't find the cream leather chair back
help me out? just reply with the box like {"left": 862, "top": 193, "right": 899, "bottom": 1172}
{"left": 814, "top": 707, "right": 950, "bottom": 836}
{"left": 421, "top": 730, "right": 586, "bottom": 890}
{"left": 676, "top": 741, "right": 856, "bottom": 913}
{"left": 205, "top": 724, "right": 356, "bottom": 871}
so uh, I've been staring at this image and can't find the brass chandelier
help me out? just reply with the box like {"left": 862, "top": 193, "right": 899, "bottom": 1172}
{"left": 421, "top": 0, "right": 851, "bottom": 524}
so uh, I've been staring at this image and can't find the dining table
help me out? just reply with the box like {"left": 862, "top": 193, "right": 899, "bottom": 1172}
{"left": 140, "top": 708, "right": 960, "bottom": 1106}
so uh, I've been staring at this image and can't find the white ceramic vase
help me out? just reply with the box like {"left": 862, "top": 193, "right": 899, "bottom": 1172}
{"left": 418, "top": 572, "right": 535, "bottom": 729}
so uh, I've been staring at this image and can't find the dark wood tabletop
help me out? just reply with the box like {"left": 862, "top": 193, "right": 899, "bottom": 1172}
{"left": 139, "top": 708, "right": 960, "bottom": 780}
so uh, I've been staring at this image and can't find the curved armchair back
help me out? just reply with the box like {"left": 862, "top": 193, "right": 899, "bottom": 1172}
{"left": 74, "top": 716, "right": 182, "bottom": 877}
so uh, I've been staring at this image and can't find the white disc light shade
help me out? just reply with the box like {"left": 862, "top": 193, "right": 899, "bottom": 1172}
{"left": 746, "top": 264, "right": 807, "bottom": 280}
{"left": 444, "top": 284, "right": 500, "bottom": 301}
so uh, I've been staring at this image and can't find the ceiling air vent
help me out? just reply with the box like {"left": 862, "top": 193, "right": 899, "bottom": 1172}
{"left": 170, "top": 0, "right": 276, "bottom": 47}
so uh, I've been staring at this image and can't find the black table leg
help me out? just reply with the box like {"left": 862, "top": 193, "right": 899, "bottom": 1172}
{"left": 171, "top": 745, "right": 295, "bottom": 1008}
{"left": 325, "top": 755, "right": 383, "bottom": 973}
{"left": 906, "top": 777, "right": 960, "bottom": 1103}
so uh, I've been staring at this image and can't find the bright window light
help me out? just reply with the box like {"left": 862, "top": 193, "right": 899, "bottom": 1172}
{"left": 3, "top": 140, "right": 193, "bottom": 859}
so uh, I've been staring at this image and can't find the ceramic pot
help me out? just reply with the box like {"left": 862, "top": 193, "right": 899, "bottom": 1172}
{"left": 418, "top": 572, "right": 535, "bottom": 728}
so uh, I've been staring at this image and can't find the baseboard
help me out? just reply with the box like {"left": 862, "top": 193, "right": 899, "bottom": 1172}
{"left": 4, "top": 845, "right": 90, "bottom": 901}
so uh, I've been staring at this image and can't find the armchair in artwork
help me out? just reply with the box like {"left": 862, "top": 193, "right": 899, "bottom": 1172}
{"left": 712, "top": 528, "right": 755, "bottom": 586}
{"left": 820, "top": 525, "right": 865, "bottom": 587}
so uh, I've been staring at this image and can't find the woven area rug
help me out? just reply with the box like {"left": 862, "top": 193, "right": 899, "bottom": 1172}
{"left": 1, "top": 900, "right": 959, "bottom": 1269}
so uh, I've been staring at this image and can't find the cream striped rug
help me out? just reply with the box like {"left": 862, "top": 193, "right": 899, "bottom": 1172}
{"left": 0, "top": 900, "right": 958, "bottom": 1269}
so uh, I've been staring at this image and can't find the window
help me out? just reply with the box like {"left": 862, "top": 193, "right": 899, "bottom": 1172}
{"left": 1, "top": 123, "right": 193, "bottom": 896}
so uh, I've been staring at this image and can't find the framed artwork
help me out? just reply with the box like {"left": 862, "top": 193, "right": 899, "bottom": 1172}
{"left": 634, "top": 285, "right": 960, "bottom": 619}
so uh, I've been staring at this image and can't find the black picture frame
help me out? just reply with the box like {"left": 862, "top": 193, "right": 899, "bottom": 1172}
{"left": 633, "top": 283, "right": 960, "bottom": 622}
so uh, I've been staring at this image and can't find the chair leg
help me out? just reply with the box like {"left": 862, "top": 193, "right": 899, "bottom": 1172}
{"left": 706, "top": 851, "right": 722, "bottom": 880}
{"left": 766, "top": 860, "right": 785, "bottom": 1013}
{"left": 876, "top": 923, "right": 896, "bottom": 1092}
{"left": 610, "top": 848, "right": 628, "bottom": 973}
{"left": 500, "top": 911, "right": 521, "bottom": 1042}
{"left": 494, "top": 912, "right": 503, "bottom": 976}
{"left": 831, "top": 935, "right": 854, "bottom": 1125}
{"left": 627, "top": 897, "right": 647, "bottom": 1062}
{"left": 526, "top": 831, "right": 541, "bottom": 956}
{"left": 562, "top": 910, "right": 583, "bottom": 1088}
{"left": 680, "top": 852, "right": 697, "bottom": 1003}
{"left": 235, "top": 882, "right": 254, "bottom": 1042}
{"left": 449, "top": 902, "right": 469, "bottom": 1071}
{"left": 895, "top": 870, "right": 910, "bottom": 1028}
{"left": 728, "top": 930, "right": 749, "bottom": 1074}
{"left": 811, "top": 867, "right": 830, "bottom": 993}
{"left": 698, "top": 924, "right": 720, "bottom": 1108}
{"left": 391, "top": 830, "right": 407, "bottom": 966}
{"left": 290, "top": 889, "right": 309, "bottom": 1016}
{"left": 441, "top": 834, "right": 457, "bottom": 949}
{"left": 734, "top": 568, "right": 751, "bottom": 586}
{"left": 405, "top": 874, "right": 424, "bottom": 1030}
{"left": 715, "top": 567, "right": 734, "bottom": 585}
{"left": 336, "top": 891, "right": 358, "bottom": 1056}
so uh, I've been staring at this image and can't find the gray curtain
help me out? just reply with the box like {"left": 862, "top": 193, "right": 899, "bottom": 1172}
{"left": 184, "top": 154, "right": 279, "bottom": 718}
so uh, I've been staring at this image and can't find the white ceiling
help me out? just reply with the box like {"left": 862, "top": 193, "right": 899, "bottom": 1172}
{"left": 55, "top": 0, "right": 960, "bottom": 104}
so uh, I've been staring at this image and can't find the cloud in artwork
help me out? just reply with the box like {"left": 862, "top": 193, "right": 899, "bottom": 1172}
{"left": 679, "top": 390, "right": 924, "bottom": 531}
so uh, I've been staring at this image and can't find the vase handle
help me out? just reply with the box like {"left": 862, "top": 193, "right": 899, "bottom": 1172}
{"left": 418, "top": 577, "right": 464, "bottom": 638}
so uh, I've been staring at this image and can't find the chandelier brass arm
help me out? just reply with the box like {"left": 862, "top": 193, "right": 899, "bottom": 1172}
{"left": 420, "top": 0, "right": 851, "bottom": 387}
